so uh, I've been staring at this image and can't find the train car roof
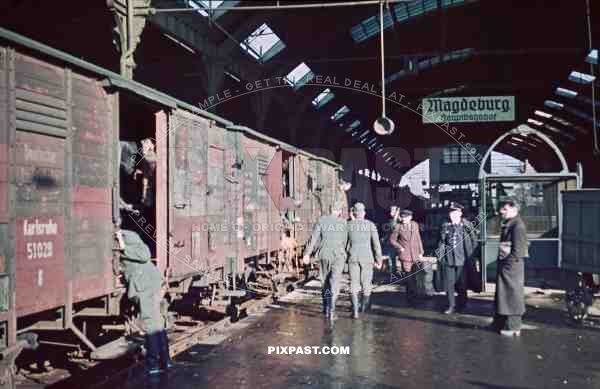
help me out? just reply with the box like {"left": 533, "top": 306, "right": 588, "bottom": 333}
{"left": 0, "top": 26, "right": 342, "bottom": 170}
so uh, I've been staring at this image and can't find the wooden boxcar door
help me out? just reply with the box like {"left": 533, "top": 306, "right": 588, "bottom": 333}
{"left": 11, "top": 51, "right": 68, "bottom": 318}
{"left": 168, "top": 110, "right": 202, "bottom": 280}
{"left": 155, "top": 111, "right": 168, "bottom": 275}
{"left": 0, "top": 47, "right": 12, "bottom": 344}
{"left": 187, "top": 116, "right": 209, "bottom": 278}
{"left": 206, "top": 132, "right": 226, "bottom": 273}
{"left": 224, "top": 131, "right": 243, "bottom": 274}
{"left": 261, "top": 148, "right": 281, "bottom": 257}
{"left": 242, "top": 145, "right": 259, "bottom": 258}
{"left": 69, "top": 72, "right": 114, "bottom": 302}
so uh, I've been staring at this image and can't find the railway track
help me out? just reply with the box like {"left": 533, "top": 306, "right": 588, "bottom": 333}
{"left": 15, "top": 270, "right": 314, "bottom": 389}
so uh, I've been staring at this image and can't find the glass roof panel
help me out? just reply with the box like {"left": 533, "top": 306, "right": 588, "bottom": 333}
{"left": 568, "top": 70, "right": 596, "bottom": 84}
{"left": 284, "top": 62, "right": 314, "bottom": 90}
{"left": 240, "top": 23, "right": 285, "bottom": 62}
{"left": 408, "top": 1, "right": 425, "bottom": 17}
{"left": 544, "top": 100, "right": 564, "bottom": 110}
{"left": 312, "top": 88, "right": 334, "bottom": 108}
{"left": 188, "top": 0, "right": 226, "bottom": 18}
{"left": 534, "top": 110, "right": 552, "bottom": 119}
{"left": 555, "top": 87, "right": 578, "bottom": 99}
{"left": 331, "top": 106, "right": 350, "bottom": 121}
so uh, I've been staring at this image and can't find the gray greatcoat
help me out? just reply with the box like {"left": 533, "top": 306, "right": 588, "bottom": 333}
{"left": 346, "top": 219, "right": 382, "bottom": 297}
{"left": 495, "top": 215, "right": 528, "bottom": 316}
{"left": 303, "top": 215, "right": 348, "bottom": 304}
{"left": 120, "top": 230, "right": 164, "bottom": 334}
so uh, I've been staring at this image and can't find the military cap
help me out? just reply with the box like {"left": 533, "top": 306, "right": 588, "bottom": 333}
{"left": 399, "top": 209, "right": 413, "bottom": 216}
{"left": 449, "top": 202, "right": 464, "bottom": 211}
{"left": 353, "top": 202, "right": 366, "bottom": 212}
{"left": 120, "top": 229, "right": 151, "bottom": 263}
{"left": 499, "top": 197, "right": 520, "bottom": 209}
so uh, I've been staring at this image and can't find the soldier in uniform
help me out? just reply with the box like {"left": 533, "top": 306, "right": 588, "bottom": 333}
{"left": 381, "top": 205, "right": 400, "bottom": 276}
{"left": 346, "top": 203, "right": 383, "bottom": 319}
{"left": 437, "top": 202, "right": 478, "bottom": 314}
{"left": 302, "top": 202, "right": 348, "bottom": 320}
{"left": 115, "top": 229, "right": 173, "bottom": 375}
{"left": 134, "top": 138, "right": 157, "bottom": 208}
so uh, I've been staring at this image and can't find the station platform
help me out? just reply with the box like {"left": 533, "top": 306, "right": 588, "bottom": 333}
{"left": 106, "top": 276, "right": 600, "bottom": 389}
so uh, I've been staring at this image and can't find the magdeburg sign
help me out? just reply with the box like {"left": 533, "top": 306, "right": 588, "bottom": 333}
{"left": 421, "top": 96, "right": 515, "bottom": 123}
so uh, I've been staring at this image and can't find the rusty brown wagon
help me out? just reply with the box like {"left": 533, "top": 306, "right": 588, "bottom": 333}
{"left": 0, "top": 27, "right": 348, "bottom": 383}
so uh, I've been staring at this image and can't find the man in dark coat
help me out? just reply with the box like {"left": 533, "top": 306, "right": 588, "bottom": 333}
{"left": 381, "top": 205, "right": 400, "bottom": 276}
{"left": 492, "top": 199, "right": 528, "bottom": 336}
{"left": 437, "top": 202, "right": 478, "bottom": 314}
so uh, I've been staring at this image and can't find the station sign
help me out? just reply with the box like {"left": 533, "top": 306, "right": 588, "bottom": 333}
{"left": 421, "top": 96, "right": 515, "bottom": 123}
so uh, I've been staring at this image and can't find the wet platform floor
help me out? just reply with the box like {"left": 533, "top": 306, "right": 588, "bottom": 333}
{"left": 109, "top": 278, "right": 600, "bottom": 389}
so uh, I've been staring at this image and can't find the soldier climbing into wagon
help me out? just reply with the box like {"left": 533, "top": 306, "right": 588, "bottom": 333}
{"left": 115, "top": 229, "right": 173, "bottom": 376}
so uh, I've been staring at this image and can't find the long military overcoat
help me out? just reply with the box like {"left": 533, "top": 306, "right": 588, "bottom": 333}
{"left": 495, "top": 215, "right": 528, "bottom": 316}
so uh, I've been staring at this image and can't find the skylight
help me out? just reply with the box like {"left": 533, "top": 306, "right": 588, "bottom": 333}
{"left": 284, "top": 62, "right": 314, "bottom": 90}
{"left": 352, "top": 1, "right": 477, "bottom": 43}
{"left": 312, "top": 88, "right": 334, "bottom": 109}
{"left": 555, "top": 87, "right": 577, "bottom": 99}
{"left": 544, "top": 100, "right": 564, "bottom": 110}
{"left": 568, "top": 71, "right": 596, "bottom": 85}
{"left": 551, "top": 115, "right": 570, "bottom": 126}
{"left": 385, "top": 49, "right": 474, "bottom": 85}
{"left": 188, "top": 1, "right": 225, "bottom": 17}
{"left": 350, "top": 10, "right": 394, "bottom": 43}
{"left": 345, "top": 120, "right": 361, "bottom": 133}
{"left": 527, "top": 119, "right": 543, "bottom": 126}
{"left": 586, "top": 49, "right": 598, "bottom": 65}
{"left": 331, "top": 106, "right": 350, "bottom": 121}
{"left": 408, "top": 1, "right": 426, "bottom": 16}
{"left": 240, "top": 23, "right": 285, "bottom": 63}
{"left": 394, "top": 0, "right": 475, "bottom": 25}
{"left": 534, "top": 110, "right": 552, "bottom": 119}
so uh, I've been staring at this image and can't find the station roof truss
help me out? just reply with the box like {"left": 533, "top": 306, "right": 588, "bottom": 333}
{"left": 9, "top": 0, "right": 597, "bottom": 183}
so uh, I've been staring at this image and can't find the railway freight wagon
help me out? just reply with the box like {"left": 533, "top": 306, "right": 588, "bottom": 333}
{"left": 561, "top": 189, "right": 600, "bottom": 322}
{"left": 0, "top": 28, "right": 343, "bottom": 371}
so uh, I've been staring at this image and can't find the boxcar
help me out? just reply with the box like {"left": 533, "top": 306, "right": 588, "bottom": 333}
{"left": 561, "top": 189, "right": 600, "bottom": 322}
{"left": 0, "top": 27, "right": 344, "bottom": 370}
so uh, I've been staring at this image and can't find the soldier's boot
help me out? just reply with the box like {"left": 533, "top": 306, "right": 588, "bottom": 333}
{"left": 144, "top": 333, "right": 162, "bottom": 376}
{"left": 328, "top": 295, "right": 338, "bottom": 321}
{"left": 351, "top": 294, "right": 360, "bottom": 319}
{"left": 322, "top": 294, "right": 330, "bottom": 317}
{"left": 158, "top": 330, "right": 174, "bottom": 370}
{"left": 362, "top": 294, "right": 372, "bottom": 313}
